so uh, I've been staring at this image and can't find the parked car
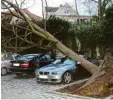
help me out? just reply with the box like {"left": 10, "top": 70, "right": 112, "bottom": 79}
{"left": 35, "top": 57, "right": 77, "bottom": 84}
{"left": 1, "top": 53, "right": 21, "bottom": 76}
{"left": 9, "top": 54, "right": 54, "bottom": 76}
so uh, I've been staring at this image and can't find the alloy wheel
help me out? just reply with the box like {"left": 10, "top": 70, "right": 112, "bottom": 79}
{"left": 63, "top": 72, "right": 72, "bottom": 84}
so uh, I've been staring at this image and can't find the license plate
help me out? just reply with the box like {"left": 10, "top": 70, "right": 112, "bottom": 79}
{"left": 13, "top": 63, "right": 20, "bottom": 66}
{"left": 39, "top": 75, "right": 48, "bottom": 79}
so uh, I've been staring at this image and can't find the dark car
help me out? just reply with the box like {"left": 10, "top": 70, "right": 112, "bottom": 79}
{"left": 9, "top": 54, "right": 54, "bottom": 76}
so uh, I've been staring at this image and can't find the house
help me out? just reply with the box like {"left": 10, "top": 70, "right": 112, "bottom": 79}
{"left": 1, "top": 8, "right": 42, "bottom": 24}
{"left": 105, "top": 0, "right": 113, "bottom": 9}
{"left": 45, "top": 3, "right": 91, "bottom": 22}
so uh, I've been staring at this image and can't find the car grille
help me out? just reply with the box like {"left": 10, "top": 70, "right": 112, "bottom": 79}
{"left": 39, "top": 71, "right": 49, "bottom": 75}
{"left": 51, "top": 79, "right": 57, "bottom": 81}
{"left": 40, "top": 79, "right": 48, "bottom": 81}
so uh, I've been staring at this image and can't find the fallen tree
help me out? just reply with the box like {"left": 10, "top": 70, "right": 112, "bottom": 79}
{"left": 57, "top": 51, "right": 113, "bottom": 98}
{"left": 1, "top": 0, "right": 97, "bottom": 74}
{"left": 1, "top": 0, "right": 113, "bottom": 98}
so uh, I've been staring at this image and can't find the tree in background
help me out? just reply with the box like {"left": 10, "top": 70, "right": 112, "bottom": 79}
{"left": 102, "top": 4, "right": 113, "bottom": 48}
{"left": 38, "top": 16, "right": 74, "bottom": 48}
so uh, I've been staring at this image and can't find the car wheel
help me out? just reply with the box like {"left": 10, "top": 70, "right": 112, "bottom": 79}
{"left": 1, "top": 67, "right": 7, "bottom": 76}
{"left": 62, "top": 72, "right": 72, "bottom": 84}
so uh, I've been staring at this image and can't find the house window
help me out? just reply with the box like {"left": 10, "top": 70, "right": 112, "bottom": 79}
{"left": 65, "top": 10, "right": 69, "bottom": 14}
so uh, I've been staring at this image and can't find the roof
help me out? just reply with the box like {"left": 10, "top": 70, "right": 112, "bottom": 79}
{"left": 23, "top": 9, "right": 42, "bottom": 21}
{"left": 45, "top": 7, "right": 59, "bottom": 12}
{"left": 1, "top": 8, "right": 42, "bottom": 21}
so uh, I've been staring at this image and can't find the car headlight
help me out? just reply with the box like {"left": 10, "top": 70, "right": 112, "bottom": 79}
{"left": 52, "top": 71, "right": 62, "bottom": 75}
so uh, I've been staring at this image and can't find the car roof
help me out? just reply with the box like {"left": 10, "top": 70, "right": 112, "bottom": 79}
{"left": 22, "top": 54, "right": 41, "bottom": 56}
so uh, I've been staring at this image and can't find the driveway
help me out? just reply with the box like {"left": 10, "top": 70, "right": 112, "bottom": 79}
{"left": 1, "top": 74, "right": 80, "bottom": 99}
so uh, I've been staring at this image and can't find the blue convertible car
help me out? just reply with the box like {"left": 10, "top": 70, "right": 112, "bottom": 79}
{"left": 35, "top": 57, "right": 77, "bottom": 84}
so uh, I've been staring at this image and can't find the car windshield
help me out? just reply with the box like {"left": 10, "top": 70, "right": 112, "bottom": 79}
{"left": 63, "top": 59, "right": 74, "bottom": 64}
{"left": 19, "top": 54, "right": 40, "bottom": 60}
{"left": 52, "top": 59, "right": 61, "bottom": 64}
{"left": 52, "top": 58, "right": 74, "bottom": 65}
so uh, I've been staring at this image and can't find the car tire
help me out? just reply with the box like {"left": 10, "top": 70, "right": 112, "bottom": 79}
{"left": 1, "top": 67, "right": 7, "bottom": 76}
{"left": 62, "top": 72, "right": 73, "bottom": 84}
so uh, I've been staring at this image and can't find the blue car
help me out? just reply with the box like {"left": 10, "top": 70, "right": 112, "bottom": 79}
{"left": 35, "top": 57, "right": 77, "bottom": 84}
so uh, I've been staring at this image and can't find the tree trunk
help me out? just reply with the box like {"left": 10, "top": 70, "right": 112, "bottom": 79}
{"left": 75, "top": 37, "right": 81, "bottom": 52}
{"left": 98, "top": 0, "right": 103, "bottom": 20}
{"left": 55, "top": 41, "right": 97, "bottom": 74}
{"left": 96, "top": 45, "right": 100, "bottom": 58}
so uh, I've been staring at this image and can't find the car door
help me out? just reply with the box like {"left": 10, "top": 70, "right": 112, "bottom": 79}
{"left": 39, "top": 55, "right": 53, "bottom": 67}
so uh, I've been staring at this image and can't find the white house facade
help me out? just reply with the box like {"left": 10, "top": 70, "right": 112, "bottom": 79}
{"left": 45, "top": 3, "right": 91, "bottom": 22}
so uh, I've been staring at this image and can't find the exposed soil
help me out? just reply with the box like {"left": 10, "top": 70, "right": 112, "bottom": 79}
{"left": 56, "top": 82, "right": 85, "bottom": 94}
{"left": 56, "top": 70, "right": 113, "bottom": 99}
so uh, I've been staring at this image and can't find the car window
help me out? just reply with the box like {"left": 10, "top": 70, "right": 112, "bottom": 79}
{"left": 40, "top": 56, "right": 46, "bottom": 60}
{"left": 63, "top": 59, "right": 74, "bottom": 64}
{"left": 45, "top": 55, "right": 51, "bottom": 59}
{"left": 20, "top": 54, "right": 39, "bottom": 60}
{"left": 39, "top": 55, "right": 51, "bottom": 60}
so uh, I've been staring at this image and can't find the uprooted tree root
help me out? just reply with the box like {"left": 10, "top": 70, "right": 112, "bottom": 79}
{"left": 57, "top": 53, "right": 113, "bottom": 98}
{"left": 72, "top": 69, "right": 113, "bottom": 98}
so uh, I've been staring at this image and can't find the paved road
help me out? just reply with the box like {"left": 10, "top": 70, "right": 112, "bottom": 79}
{"left": 1, "top": 74, "right": 80, "bottom": 100}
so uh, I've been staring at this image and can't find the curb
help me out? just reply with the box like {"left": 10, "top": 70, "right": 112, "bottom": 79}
{"left": 56, "top": 78, "right": 89, "bottom": 90}
{"left": 48, "top": 90, "right": 98, "bottom": 99}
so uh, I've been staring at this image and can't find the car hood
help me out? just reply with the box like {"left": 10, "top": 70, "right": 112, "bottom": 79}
{"left": 38, "top": 63, "right": 75, "bottom": 73}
